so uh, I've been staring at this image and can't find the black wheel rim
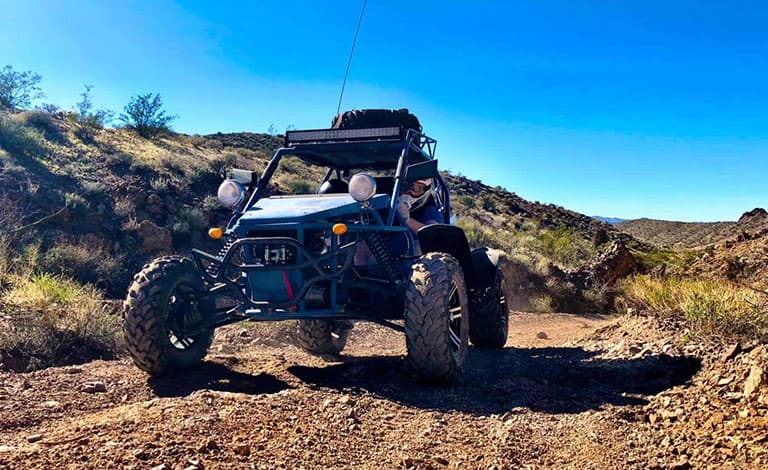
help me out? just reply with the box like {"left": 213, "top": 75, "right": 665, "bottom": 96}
{"left": 447, "top": 283, "right": 463, "bottom": 352}
{"left": 167, "top": 284, "right": 203, "bottom": 350}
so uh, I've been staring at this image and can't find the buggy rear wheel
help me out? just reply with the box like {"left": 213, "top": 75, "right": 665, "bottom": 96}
{"left": 123, "top": 256, "right": 214, "bottom": 376}
{"left": 469, "top": 266, "right": 508, "bottom": 348}
{"left": 294, "top": 320, "right": 352, "bottom": 355}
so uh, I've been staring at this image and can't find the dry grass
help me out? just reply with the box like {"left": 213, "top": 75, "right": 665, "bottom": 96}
{"left": 619, "top": 275, "right": 768, "bottom": 343}
{"left": 0, "top": 273, "right": 123, "bottom": 371}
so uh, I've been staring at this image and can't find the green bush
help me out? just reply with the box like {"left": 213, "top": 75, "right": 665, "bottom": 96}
{"left": 480, "top": 194, "right": 496, "bottom": 212}
{"left": 0, "top": 116, "right": 45, "bottom": 156}
{"left": 22, "top": 110, "right": 56, "bottom": 132}
{"left": 37, "top": 103, "right": 60, "bottom": 113}
{"left": 208, "top": 152, "right": 238, "bottom": 178}
{"left": 537, "top": 225, "right": 593, "bottom": 269}
{"left": 172, "top": 206, "right": 209, "bottom": 244}
{"left": 120, "top": 93, "right": 176, "bottom": 139}
{"left": 63, "top": 192, "right": 90, "bottom": 213}
{"left": 457, "top": 195, "right": 475, "bottom": 209}
{"left": 38, "top": 237, "right": 125, "bottom": 288}
{"left": 456, "top": 218, "right": 496, "bottom": 249}
{"left": 287, "top": 179, "right": 312, "bottom": 194}
{"left": 0, "top": 65, "right": 44, "bottom": 110}
{"left": 75, "top": 85, "right": 113, "bottom": 129}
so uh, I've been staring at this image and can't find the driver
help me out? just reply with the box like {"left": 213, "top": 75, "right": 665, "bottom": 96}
{"left": 396, "top": 178, "right": 443, "bottom": 235}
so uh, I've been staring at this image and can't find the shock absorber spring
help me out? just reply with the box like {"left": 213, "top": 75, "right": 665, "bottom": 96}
{"left": 365, "top": 232, "right": 401, "bottom": 287}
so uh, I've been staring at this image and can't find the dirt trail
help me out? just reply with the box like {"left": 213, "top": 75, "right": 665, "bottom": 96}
{"left": 0, "top": 312, "right": 758, "bottom": 469}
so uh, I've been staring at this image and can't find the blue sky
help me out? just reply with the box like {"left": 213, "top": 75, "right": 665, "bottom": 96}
{"left": 2, "top": 1, "right": 767, "bottom": 222}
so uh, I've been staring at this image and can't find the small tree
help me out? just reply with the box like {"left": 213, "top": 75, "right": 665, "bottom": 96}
{"left": 120, "top": 93, "right": 176, "bottom": 139}
{"left": 0, "top": 65, "right": 44, "bottom": 110}
{"left": 37, "top": 103, "right": 60, "bottom": 114}
{"left": 75, "top": 85, "right": 112, "bottom": 128}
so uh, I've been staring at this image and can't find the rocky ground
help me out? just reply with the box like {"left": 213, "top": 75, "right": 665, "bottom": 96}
{"left": 0, "top": 312, "right": 765, "bottom": 469}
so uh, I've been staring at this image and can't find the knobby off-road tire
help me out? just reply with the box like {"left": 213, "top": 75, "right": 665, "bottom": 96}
{"left": 124, "top": 256, "right": 214, "bottom": 377}
{"left": 405, "top": 253, "right": 469, "bottom": 383}
{"left": 469, "top": 267, "right": 508, "bottom": 348}
{"left": 294, "top": 320, "right": 352, "bottom": 355}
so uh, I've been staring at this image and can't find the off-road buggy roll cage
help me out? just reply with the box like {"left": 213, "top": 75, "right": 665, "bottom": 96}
{"left": 189, "top": 125, "right": 457, "bottom": 332}
{"left": 124, "top": 116, "right": 508, "bottom": 381}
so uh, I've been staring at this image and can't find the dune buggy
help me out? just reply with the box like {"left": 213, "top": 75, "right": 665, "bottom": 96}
{"left": 124, "top": 110, "right": 508, "bottom": 382}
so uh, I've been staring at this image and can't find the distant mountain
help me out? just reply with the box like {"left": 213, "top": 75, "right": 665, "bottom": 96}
{"left": 616, "top": 208, "right": 768, "bottom": 248}
{"left": 592, "top": 216, "right": 629, "bottom": 225}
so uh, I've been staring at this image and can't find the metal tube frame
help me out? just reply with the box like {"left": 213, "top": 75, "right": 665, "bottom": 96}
{"left": 196, "top": 126, "right": 437, "bottom": 330}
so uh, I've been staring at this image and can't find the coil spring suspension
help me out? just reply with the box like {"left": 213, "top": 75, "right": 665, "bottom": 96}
{"left": 206, "top": 238, "right": 237, "bottom": 277}
{"left": 366, "top": 232, "right": 401, "bottom": 287}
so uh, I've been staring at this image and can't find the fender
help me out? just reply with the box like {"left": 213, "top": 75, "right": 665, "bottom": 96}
{"left": 417, "top": 224, "right": 474, "bottom": 287}
{"left": 470, "top": 247, "right": 503, "bottom": 291}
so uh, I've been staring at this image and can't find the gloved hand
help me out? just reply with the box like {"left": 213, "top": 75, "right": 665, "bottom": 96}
{"left": 397, "top": 199, "right": 410, "bottom": 222}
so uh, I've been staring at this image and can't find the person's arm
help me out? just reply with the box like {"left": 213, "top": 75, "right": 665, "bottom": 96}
{"left": 406, "top": 217, "right": 426, "bottom": 233}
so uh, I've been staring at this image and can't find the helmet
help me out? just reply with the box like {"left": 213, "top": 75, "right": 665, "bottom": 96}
{"left": 403, "top": 178, "right": 435, "bottom": 212}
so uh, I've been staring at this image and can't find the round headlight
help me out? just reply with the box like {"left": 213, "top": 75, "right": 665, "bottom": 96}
{"left": 217, "top": 179, "right": 245, "bottom": 207}
{"left": 349, "top": 173, "right": 376, "bottom": 202}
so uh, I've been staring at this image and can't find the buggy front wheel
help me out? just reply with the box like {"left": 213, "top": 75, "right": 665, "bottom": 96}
{"left": 404, "top": 252, "right": 469, "bottom": 383}
{"left": 123, "top": 256, "right": 214, "bottom": 376}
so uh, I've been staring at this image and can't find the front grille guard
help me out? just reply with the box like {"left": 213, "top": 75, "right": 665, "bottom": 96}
{"left": 192, "top": 236, "right": 356, "bottom": 311}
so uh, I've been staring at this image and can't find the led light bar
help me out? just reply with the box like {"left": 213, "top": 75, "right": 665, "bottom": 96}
{"left": 285, "top": 127, "right": 403, "bottom": 146}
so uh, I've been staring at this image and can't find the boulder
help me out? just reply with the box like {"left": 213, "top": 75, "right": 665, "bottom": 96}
{"left": 137, "top": 219, "right": 173, "bottom": 254}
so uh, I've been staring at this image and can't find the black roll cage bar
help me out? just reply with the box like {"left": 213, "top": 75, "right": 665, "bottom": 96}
{"left": 237, "top": 127, "right": 448, "bottom": 227}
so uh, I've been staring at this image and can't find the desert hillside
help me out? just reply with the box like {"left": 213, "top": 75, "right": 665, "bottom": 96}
{"left": 617, "top": 208, "right": 768, "bottom": 249}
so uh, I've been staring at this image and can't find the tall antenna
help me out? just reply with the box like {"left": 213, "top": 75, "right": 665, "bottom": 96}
{"left": 336, "top": 0, "right": 367, "bottom": 115}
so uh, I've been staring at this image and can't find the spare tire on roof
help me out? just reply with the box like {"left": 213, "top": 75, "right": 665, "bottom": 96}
{"left": 331, "top": 108, "right": 422, "bottom": 132}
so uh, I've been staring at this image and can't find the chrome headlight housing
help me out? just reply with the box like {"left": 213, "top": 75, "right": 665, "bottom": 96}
{"left": 217, "top": 179, "right": 245, "bottom": 207}
{"left": 349, "top": 173, "right": 377, "bottom": 202}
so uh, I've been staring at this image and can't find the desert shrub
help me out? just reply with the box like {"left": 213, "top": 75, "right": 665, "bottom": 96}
{"left": 635, "top": 248, "right": 684, "bottom": 274}
{"left": 528, "top": 294, "right": 554, "bottom": 313}
{"left": 619, "top": 275, "right": 768, "bottom": 343}
{"left": 82, "top": 181, "right": 108, "bottom": 197}
{"left": 0, "top": 65, "right": 44, "bottom": 110}
{"left": 37, "top": 103, "right": 60, "bottom": 113}
{"left": 537, "top": 225, "right": 593, "bottom": 269}
{"left": 480, "top": 194, "right": 496, "bottom": 212}
{"left": 0, "top": 116, "right": 45, "bottom": 156}
{"left": 724, "top": 255, "right": 746, "bottom": 280}
{"left": 208, "top": 152, "right": 239, "bottom": 178}
{"left": 287, "top": 178, "right": 312, "bottom": 194}
{"left": 150, "top": 176, "right": 172, "bottom": 192}
{"left": 104, "top": 151, "right": 134, "bottom": 170}
{"left": 280, "top": 156, "right": 303, "bottom": 174}
{"left": 120, "top": 93, "right": 176, "bottom": 139}
{"left": 38, "top": 237, "right": 125, "bottom": 288}
{"left": 457, "top": 195, "right": 475, "bottom": 209}
{"left": 113, "top": 195, "right": 135, "bottom": 218}
{"left": 0, "top": 274, "right": 122, "bottom": 371}
{"left": 172, "top": 207, "right": 209, "bottom": 245}
{"left": 202, "top": 194, "right": 222, "bottom": 212}
{"left": 74, "top": 85, "right": 113, "bottom": 140}
{"left": 158, "top": 152, "right": 184, "bottom": 174}
{"left": 21, "top": 110, "right": 55, "bottom": 132}
{"left": 63, "top": 192, "right": 90, "bottom": 213}
{"left": 456, "top": 218, "right": 496, "bottom": 249}
{"left": 128, "top": 158, "right": 154, "bottom": 176}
